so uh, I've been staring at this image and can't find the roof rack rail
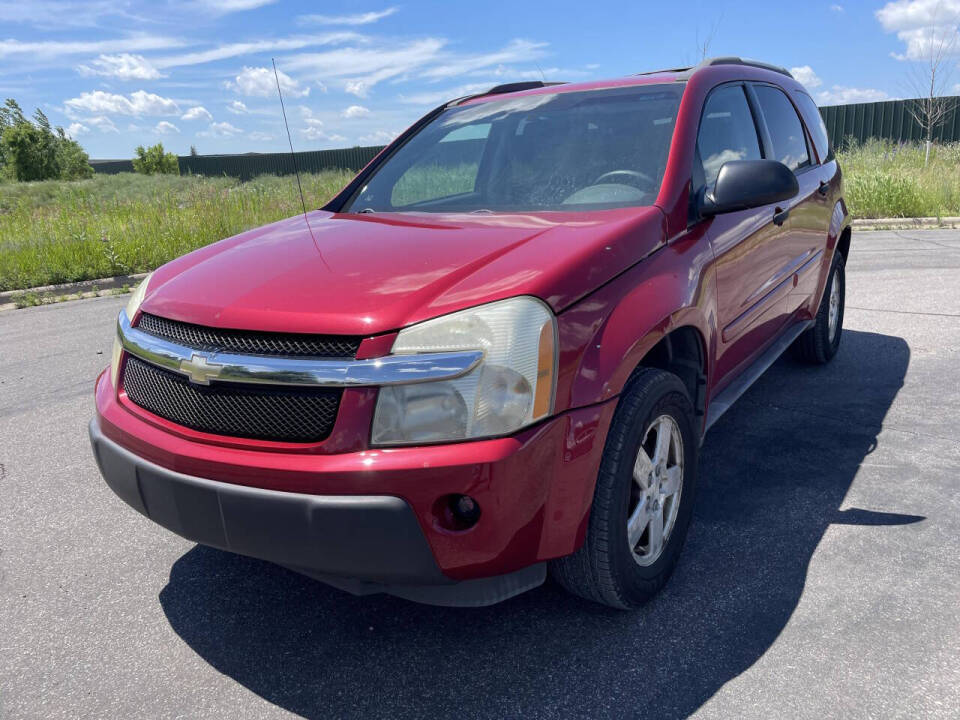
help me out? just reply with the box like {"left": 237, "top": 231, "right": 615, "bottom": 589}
{"left": 634, "top": 66, "right": 693, "bottom": 76}
{"left": 698, "top": 56, "right": 793, "bottom": 78}
{"left": 448, "top": 80, "right": 567, "bottom": 107}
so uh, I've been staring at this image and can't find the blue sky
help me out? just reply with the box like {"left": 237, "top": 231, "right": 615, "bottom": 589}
{"left": 1, "top": 0, "right": 958, "bottom": 158}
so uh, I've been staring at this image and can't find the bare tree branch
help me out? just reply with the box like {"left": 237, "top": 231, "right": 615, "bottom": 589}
{"left": 900, "top": 1, "right": 959, "bottom": 164}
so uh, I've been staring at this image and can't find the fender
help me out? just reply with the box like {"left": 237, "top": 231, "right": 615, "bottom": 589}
{"left": 556, "top": 224, "right": 718, "bottom": 412}
{"left": 805, "top": 194, "right": 851, "bottom": 320}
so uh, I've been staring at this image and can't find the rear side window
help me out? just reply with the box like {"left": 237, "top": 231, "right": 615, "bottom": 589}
{"left": 696, "top": 85, "right": 762, "bottom": 192}
{"left": 793, "top": 92, "right": 831, "bottom": 162}
{"left": 754, "top": 85, "right": 810, "bottom": 171}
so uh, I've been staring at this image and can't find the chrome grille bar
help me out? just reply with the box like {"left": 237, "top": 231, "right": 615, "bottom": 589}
{"left": 117, "top": 310, "right": 483, "bottom": 388}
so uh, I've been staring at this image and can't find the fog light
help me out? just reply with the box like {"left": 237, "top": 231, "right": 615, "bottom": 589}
{"left": 453, "top": 495, "right": 481, "bottom": 525}
{"left": 435, "top": 494, "right": 482, "bottom": 531}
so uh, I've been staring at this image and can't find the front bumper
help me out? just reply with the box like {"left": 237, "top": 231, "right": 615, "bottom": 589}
{"left": 90, "top": 419, "right": 546, "bottom": 606}
{"left": 93, "top": 367, "right": 617, "bottom": 604}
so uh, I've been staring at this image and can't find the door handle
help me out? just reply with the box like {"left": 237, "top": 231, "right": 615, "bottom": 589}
{"left": 773, "top": 207, "right": 789, "bottom": 226}
{"left": 817, "top": 181, "right": 830, "bottom": 196}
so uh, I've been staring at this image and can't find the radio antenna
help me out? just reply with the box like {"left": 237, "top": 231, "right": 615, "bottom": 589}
{"left": 272, "top": 57, "right": 315, "bottom": 242}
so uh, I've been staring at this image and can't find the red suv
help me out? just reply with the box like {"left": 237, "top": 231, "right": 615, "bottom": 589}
{"left": 90, "top": 57, "right": 850, "bottom": 608}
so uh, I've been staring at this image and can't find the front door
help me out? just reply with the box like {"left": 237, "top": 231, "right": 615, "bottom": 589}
{"left": 695, "top": 83, "right": 792, "bottom": 387}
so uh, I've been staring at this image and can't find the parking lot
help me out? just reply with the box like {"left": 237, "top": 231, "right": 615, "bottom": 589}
{"left": 1, "top": 229, "right": 958, "bottom": 719}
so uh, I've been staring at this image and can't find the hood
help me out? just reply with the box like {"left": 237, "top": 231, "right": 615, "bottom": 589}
{"left": 142, "top": 207, "right": 665, "bottom": 336}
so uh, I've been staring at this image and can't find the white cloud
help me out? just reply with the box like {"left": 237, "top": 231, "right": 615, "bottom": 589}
{"left": 76, "top": 53, "right": 163, "bottom": 80}
{"left": 151, "top": 33, "right": 359, "bottom": 70}
{"left": 248, "top": 131, "right": 273, "bottom": 141}
{"left": 87, "top": 115, "right": 118, "bottom": 133}
{"left": 65, "top": 90, "right": 181, "bottom": 117}
{"left": 358, "top": 129, "right": 397, "bottom": 144}
{"left": 232, "top": 66, "right": 309, "bottom": 97}
{"left": 877, "top": 0, "right": 960, "bottom": 30}
{"left": 298, "top": 7, "right": 398, "bottom": 25}
{"left": 790, "top": 65, "right": 823, "bottom": 89}
{"left": 399, "top": 82, "right": 492, "bottom": 105}
{"left": 181, "top": 106, "right": 213, "bottom": 121}
{"left": 830, "top": 4, "right": 845, "bottom": 12}
{"left": 876, "top": 0, "right": 960, "bottom": 60}
{"left": 286, "top": 38, "right": 447, "bottom": 97}
{"left": 341, "top": 104, "right": 370, "bottom": 118}
{"left": 0, "top": 0, "right": 136, "bottom": 29}
{"left": 345, "top": 80, "right": 369, "bottom": 98}
{"left": 66, "top": 122, "right": 89, "bottom": 137}
{"left": 419, "top": 39, "right": 549, "bottom": 81}
{"left": 200, "top": 121, "right": 243, "bottom": 137}
{"left": 286, "top": 37, "right": 548, "bottom": 98}
{"left": 227, "top": 100, "right": 248, "bottom": 114}
{"left": 0, "top": 34, "right": 184, "bottom": 60}
{"left": 192, "top": 0, "right": 276, "bottom": 13}
{"left": 817, "top": 86, "right": 891, "bottom": 105}
{"left": 154, "top": 121, "right": 180, "bottom": 134}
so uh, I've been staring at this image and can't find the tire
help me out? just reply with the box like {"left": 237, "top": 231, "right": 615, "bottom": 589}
{"left": 794, "top": 253, "right": 845, "bottom": 364}
{"left": 550, "top": 368, "right": 699, "bottom": 609}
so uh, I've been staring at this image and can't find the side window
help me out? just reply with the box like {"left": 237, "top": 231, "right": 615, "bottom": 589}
{"left": 753, "top": 86, "right": 810, "bottom": 171}
{"left": 696, "top": 85, "right": 762, "bottom": 193}
{"left": 793, "top": 91, "right": 832, "bottom": 163}
{"left": 390, "top": 123, "right": 489, "bottom": 207}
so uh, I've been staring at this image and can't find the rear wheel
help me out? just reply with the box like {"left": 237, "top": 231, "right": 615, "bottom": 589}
{"left": 794, "top": 253, "right": 845, "bottom": 364}
{"left": 550, "top": 369, "right": 698, "bottom": 609}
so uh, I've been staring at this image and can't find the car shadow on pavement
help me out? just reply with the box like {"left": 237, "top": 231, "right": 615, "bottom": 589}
{"left": 159, "top": 329, "right": 921, "bottom": 719}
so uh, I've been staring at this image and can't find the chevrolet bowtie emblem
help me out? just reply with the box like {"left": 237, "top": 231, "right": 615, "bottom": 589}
{"left": 179, "top": 353, "right": 223, "bottom": 385}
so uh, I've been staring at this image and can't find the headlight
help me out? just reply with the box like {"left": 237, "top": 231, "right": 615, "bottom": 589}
{"left": 125, "top": 272, "right": 153, "bottom": 320}
{"left": 111, "top": 273, "right": 153, "bottom": 386}
{"left": 371, "top": 296, "right": 557, "bottom": 445}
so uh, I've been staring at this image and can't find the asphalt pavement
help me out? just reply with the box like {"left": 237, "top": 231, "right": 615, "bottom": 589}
{"left": 1, "top": 229, "right": 958, "bottom": 719}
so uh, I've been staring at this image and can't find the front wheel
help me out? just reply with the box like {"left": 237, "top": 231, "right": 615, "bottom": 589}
{"left": 550, "top": 369, "right": 699, "bottom": 609}
{"left": 794, "top": 253, "right": 845, "bottom": 364}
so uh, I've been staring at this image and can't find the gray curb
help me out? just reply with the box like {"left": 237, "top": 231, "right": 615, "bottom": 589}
{"left": 853, "top": 216, "right": 960, "bottom": 230}
{"left": 0, "top": 272, "right": 148, "bottom": 311}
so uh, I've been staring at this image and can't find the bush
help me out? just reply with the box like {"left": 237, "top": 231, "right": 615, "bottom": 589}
{"left": 132, "top": 143, "right": 180, "bottom": 175}
{"left": 836, "top": 139, "right": 960, "bottom": 218}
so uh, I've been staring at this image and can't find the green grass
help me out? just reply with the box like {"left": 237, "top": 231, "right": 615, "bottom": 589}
{"left": 0, "top": 171, "right": 352, "bottom": 292}
{"left": 835, "top": 139, "right": 960, "bottom": 219}
{"left": 3, "top": 142, "right": 960, "bottom": 292}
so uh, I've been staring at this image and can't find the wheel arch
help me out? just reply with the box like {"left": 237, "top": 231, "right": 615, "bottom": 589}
{"left": 624, "top": 324, "right": 708, "bottom": 420}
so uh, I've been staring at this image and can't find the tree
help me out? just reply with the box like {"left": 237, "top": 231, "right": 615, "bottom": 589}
{"left": 56, "top": 128, "right": 94, "bottom": 180}
{"left": 132, "top": 143, "right": 180, "bottom": 175}
{"left": 189, "top": 144, "right": 199, "bottom": 156}
{"left": 903, "top": 4, "right": 959, "bottom": 166}
{"left": 0, "top": 98, "right": 93, "bottom": 182}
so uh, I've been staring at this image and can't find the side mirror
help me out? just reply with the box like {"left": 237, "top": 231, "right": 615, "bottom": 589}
{"left": 700, "top": 159, "right": 799, "bottom": 217}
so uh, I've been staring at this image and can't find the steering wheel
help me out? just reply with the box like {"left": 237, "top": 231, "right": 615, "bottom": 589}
{"left": 593, "top": 169, "right": 655, "bottom": 190}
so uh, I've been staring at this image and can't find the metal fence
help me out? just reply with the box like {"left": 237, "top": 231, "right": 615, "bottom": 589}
{"left": 820, "top": 95, "right": 960, "bottom": 148}
{"left": 90, "top": 145, "right": 385, "bottom": 180}
{"left": 91, "top": 96, "right": 960, "bottom": 179}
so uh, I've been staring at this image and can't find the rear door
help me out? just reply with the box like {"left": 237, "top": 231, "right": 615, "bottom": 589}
{"left": 749, "top": 83, "right": 829, "bottom": 317}
{"left": 696, "top": 83, "right": 792, "bottom": 386}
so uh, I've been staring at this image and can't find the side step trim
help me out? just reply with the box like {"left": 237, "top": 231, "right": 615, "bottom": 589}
{"left": 704, "top": 320, "right": 813, "bottom": 435}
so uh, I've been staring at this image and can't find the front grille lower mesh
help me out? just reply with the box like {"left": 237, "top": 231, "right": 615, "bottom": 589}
{"left": 137, "top": 313, "right": 361, "bottom": 358}
{"left": 123, "top": 355, "right": 341, "bottom": 442}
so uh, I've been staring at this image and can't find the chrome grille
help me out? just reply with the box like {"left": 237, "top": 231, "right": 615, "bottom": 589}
{"left": 136, "top": 313, "right": 361, "bottom": 358}
{"left": 122, "top": 355, "right": 341, "bottom": 442}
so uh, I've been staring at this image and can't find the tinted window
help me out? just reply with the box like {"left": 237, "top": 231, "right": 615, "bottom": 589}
{"left": 346, "top": 85, "right": 684, "bottom": 213}
{"left": 793, "top": 92, "right": 831, "bottom": 162}
{"left": 696, "top": 85, "right": 762, "bottom": 192}
{"left": 754, "top": 85, "right": 810, "bottom": 171}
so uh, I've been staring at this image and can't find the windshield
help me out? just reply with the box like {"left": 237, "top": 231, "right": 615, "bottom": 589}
{"left": 344, "top": 84, "right": 683, "bottom": 214}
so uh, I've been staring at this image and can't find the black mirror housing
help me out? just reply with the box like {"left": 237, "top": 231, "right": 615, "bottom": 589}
{"left": 701, "top": 159, "right": 799, "bottom": 216}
